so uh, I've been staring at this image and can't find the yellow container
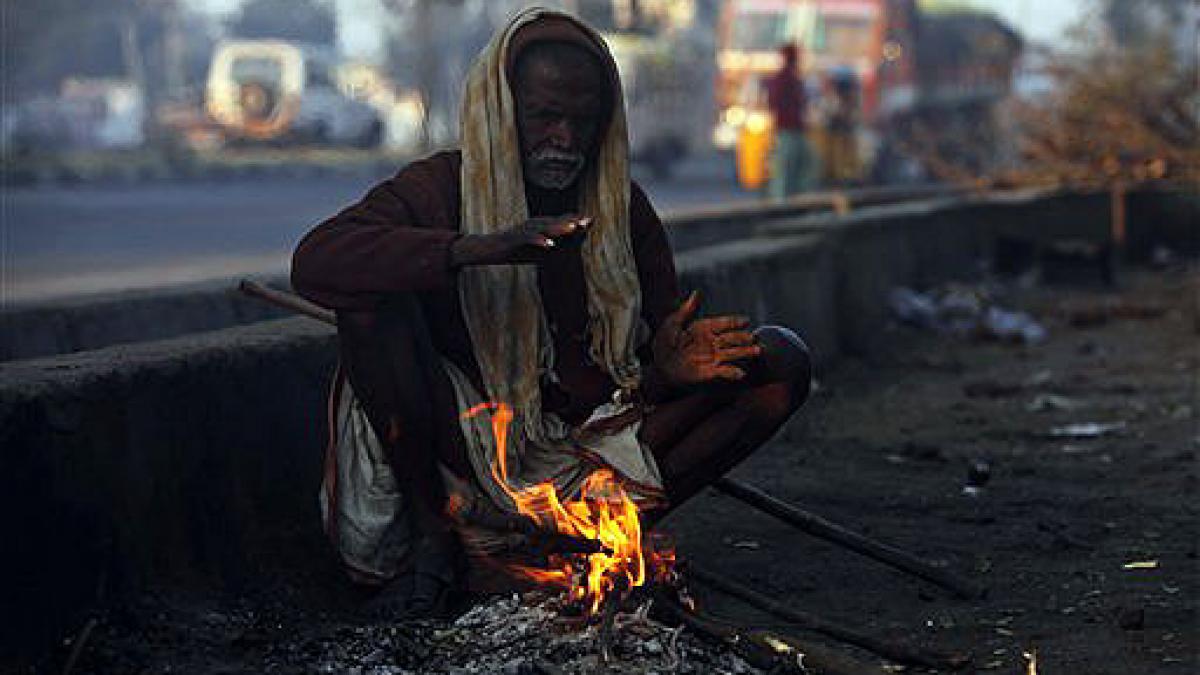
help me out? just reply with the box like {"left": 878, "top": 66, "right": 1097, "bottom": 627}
{"left": 735, "top": 113, "right": 774, "bottom": 191}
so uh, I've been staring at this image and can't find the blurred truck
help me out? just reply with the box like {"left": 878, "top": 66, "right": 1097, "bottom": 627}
{"left": 573, "top": 0, "right": 714, "bottom": 179}
{"left": 606, "top": 29, "right": 713, "bottom": 178}
{"left": 713, "top": 0, "right": 1022, "bottom": 186}
{"left": 205, "top": 40, "right": 383, "bottom": 147}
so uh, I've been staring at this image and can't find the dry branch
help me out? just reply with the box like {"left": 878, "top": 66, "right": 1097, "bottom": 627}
{"left": 714, "top": 477, "right": 987, "bottom": 600}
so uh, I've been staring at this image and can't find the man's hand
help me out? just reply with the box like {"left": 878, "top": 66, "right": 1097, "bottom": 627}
{"left": 449, "top": 215, "right": 592, "bottom": 267}
{"left": 652, "top": 291, "right": 762, "bottom": 386}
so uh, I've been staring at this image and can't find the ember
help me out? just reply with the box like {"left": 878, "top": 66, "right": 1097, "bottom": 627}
{"left": 463, "top": 402, "right": 669, "bottom": 615}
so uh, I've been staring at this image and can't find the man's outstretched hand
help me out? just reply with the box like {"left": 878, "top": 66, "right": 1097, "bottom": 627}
{"left": 449, "top": 215, "right": 592, "bottom": 267}
{"left": 652, "top": 291, "right": 762, "bottom": 386}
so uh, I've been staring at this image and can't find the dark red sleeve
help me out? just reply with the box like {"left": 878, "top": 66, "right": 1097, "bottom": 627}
{"left": 630, "top": 181, "right": 681, "bottom": 336}
{"left": 629, "top": 183, "right": 686, "bottom": 404}
{"left": 290, "top": 153, "right": 461, "bottom": 310}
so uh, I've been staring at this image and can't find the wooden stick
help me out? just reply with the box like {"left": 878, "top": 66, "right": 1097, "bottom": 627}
{"left": 652, "top": 589, "right": 806, "bottom": 673}
{"left": 714, "top": 477, "right": 986, "bottom": 600}
{"left": 686, "top": 563, "right": 972, "bottom": 671}
{"left": 61, "top": 617, "right": 98, "bottom": 675}
{"left": 748, "top": 629, "right": 891, "bottom": 675}
{"left": 238, "top": 279, "right": 335, "bottom": 326}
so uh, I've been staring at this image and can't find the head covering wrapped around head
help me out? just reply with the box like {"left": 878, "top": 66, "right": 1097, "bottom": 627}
{"left": 457, "top": 7, "right": 646, "bottom": 446}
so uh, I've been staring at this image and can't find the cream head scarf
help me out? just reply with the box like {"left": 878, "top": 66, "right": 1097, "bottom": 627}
{"left": 458, "top": 7, "right": 646, "bottom": 446}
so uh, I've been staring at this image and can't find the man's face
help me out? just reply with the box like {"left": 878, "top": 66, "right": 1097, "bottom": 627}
{"left": 514, "top": 54, "right": 607, "bottom": 191}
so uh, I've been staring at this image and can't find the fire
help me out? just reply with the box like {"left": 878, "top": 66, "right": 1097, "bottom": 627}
{"left": 463, "top": 402, "right": 662, "bottom": 615}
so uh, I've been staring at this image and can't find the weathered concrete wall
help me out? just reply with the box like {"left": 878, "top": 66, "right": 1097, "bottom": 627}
{"left": 10, "top": 186, "right": 1187, "bottom": 364}
{"left": 0, "top": 318, "right": 336, "bottom": 657}
{"left": 0, "top": 185, "right": 962, "bottom": 363}
{"left": 761, "top": 187, "right": 1198, "bottom": 354}
{"left": 1, "top": 275, "right": 293, "bottom": 362}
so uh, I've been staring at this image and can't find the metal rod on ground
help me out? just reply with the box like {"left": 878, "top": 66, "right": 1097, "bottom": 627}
{"left": 239, "top": 279, "right": 335, "bottom": 326}
{"left": 714, "top": 477, "right": 986, "bottom": 600}
{"left": 686, "top": 564, "right": 971, "bottom": 671}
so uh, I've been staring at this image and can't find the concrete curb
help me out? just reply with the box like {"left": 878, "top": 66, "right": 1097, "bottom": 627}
{"left": 1, "top": 274, "right": 294, "bottom": 362}
{"left": 4, "top": 187, "right": 1195, "bottom": 363}
{"left": 1, "top": 318, "right": 336, "bottom": 656}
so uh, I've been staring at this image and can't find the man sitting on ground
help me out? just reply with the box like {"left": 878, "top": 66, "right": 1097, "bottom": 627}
{"left": 292, "top": 8, "right": 812, "bottom": 617}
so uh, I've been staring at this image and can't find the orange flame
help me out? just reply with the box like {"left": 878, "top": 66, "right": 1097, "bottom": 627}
{"left": 462, "top": 402, "right": 660, "bottom": 615}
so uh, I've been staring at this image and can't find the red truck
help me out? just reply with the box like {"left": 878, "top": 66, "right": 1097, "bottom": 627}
{"left": 713, "top": 0, "right": 1021, "bottom": 187}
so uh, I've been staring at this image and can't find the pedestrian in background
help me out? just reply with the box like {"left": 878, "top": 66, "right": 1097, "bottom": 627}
{"left": 765, "top": 43, "right": 816, "bottom": 199}
{"left": 820, "top": 65, "right": 861, "bottom": 186}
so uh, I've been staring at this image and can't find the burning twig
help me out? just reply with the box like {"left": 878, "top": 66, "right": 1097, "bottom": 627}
{"left": 714, "top": 477, "right": 987, "bottom": 600}
{"left": 687, "top": 563, "right": 972, "bottom": 671}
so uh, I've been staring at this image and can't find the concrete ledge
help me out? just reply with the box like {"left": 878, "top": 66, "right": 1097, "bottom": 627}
{"left": 1, "top": 274, "right": 292, "bottom": 362}
{"left": 0, "top": 318, "right": 336, "bottom": 656}
{"left": 663, "top": 183, "right": 964, "bottom": 251}
{"left": 0, "top": 185, "right": 958, "bottom": 363}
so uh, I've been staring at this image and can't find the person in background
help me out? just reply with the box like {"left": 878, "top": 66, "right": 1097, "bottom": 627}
{"left": 820, "top": 65, "right": 862, "bottom": 186}
{"left": 765, "top": 43, "right": 817, "bottom": 199}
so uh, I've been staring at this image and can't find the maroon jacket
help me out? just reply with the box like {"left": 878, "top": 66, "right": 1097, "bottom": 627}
{"left": 766, "top": 67, "right": 808, "bottom": 132}
{"left": 291, "top": 150, "right": 681, "bottom": 421}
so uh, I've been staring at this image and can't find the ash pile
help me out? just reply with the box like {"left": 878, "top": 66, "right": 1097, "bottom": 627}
{"left": 308, "top": 593, "right": 759, "bottom": 674}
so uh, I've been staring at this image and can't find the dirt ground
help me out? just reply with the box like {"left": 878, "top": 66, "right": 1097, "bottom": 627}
{"left": 42, "top": 265, "right": 1197, "bottom": 674}
{"left": 668, "top": 265, "right": 1198, "bottom": 673}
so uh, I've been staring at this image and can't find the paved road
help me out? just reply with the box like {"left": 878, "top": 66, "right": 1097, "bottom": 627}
{"left": 3, "top": 156, "right": 756, "bottom": 304}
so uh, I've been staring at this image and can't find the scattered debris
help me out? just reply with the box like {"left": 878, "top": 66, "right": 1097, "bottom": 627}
{"left": 889, "top": 286, "right": 1047, "bottom": 344}
{"left": 1023, "top": 649, "right": 1039, "bottom": 675}
{"left": 966, "top": 460, "right": 992, "bottom": 489}
{"left": 731, "top": 539, "right": 762, "bottom": 551}
{"left": 1026, "top": 394, "right": 1084, "bottom": 413}
{"left": 983, "top": 307, "right": 1048, "bottom": 343}
{"left": 1048, "top": 422, "right": 1127, "bottom": 439}
{"left": 1149, "top": 246, "right": 1175, "bottom": 269}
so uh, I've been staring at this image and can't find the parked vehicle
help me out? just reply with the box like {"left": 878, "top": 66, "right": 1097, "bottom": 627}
{"left": 4, "top": 79, "right": 145, "bottom": 153}
{"left": 571, "top": 0, "right": 713, "bottom": 179}
{"left": 205, "top": 40, "right": 383, "bottom": 147}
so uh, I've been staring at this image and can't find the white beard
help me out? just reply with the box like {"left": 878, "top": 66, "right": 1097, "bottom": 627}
{"left": 525, "top": 148, "right": 585, "bottom": 190}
